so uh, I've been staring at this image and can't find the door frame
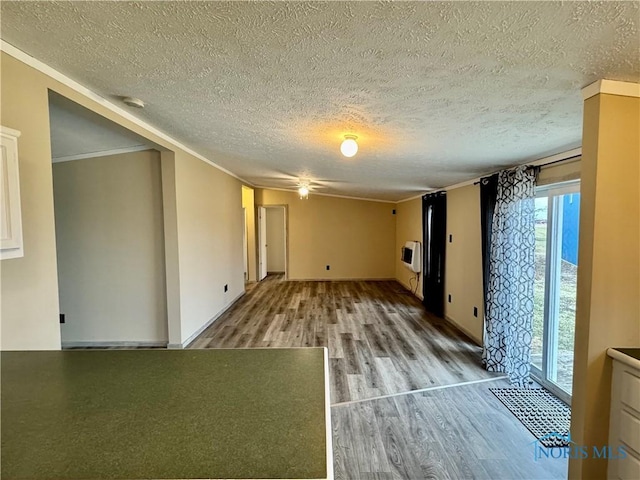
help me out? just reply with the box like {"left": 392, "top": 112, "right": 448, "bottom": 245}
{"left": 257, "top": 204, "right": 289, "bottom": 281}
{"left": 257, "top": 206, "right": 268, "bottom": 281}
{"left": 242, "top": 207, "right": 248, "bottom": 282}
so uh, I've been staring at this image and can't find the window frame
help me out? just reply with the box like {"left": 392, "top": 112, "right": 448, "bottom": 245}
{"left": 531, "top": 180, "right": 580, "bottom": 405}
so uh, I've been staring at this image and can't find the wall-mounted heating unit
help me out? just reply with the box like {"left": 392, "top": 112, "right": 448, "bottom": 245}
{"left": 401, "top": 241, "right": 421, "bottom": 273}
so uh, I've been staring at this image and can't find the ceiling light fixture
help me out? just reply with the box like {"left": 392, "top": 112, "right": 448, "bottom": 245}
{"left": 298, "top": 184, "right": 309, "bottom": 199}
{"left": 123, "top": 96, "right": 145, "bottom": 108}
{"left": 340, "top": 135, "right": 358, "bottom": 158}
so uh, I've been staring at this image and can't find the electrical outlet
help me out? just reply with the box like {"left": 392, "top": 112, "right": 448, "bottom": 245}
{"left": 449, "top": 234, "right": 453, "bottom": 243}
{"left": 59, "top": 314, "right": 65, "bottom": 324}
{"left": 473, "top": 306, "right": 478, "bottom": 317}
{"left": 224, "top": 284, "right": 228, "bottom": 293}
{"left": 326, "top": 265, "right": 330, "bottom": 270}
{"left": 448, "top": 294, "right": 452, "bottom": 303}
{"left": 392, "top": 209, "right": 396, "bottom": 215}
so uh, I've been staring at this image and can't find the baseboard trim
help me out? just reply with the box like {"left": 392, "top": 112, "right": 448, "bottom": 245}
{"left": 444, "top": 315, "right": 483, "bottom": 347}
{"left": 180, "top": 290, "right": 246, "bottom": 349}
{"left": 62, "top": 341, "right": 167, "bottom": 349}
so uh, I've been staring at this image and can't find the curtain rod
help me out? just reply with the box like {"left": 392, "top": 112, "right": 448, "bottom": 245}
{"left": 423, "top": 190, "right": 447, "bottom": 197}
{"left": 473, "top": 154, "right": 582, "bottom": 185}
{"left": 532, "top": 154, "right": 581, "bottom": 168}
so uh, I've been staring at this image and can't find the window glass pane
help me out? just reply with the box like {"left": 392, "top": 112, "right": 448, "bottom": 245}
{"left": 554, "top": 192, "right": 579, "bottom": 394}
{"left": 532, "top": 196, "right": 548, "bottom": 372}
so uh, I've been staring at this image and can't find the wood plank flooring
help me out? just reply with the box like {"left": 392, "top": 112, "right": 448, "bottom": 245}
{"left": 190, "top": 274, "right": 500, "bottom": 404}
{"left": 332, "top": 379, "right": 568, "bottom": 480}
{"left": 190, "top": 275, "right": 567, "bottom": 479}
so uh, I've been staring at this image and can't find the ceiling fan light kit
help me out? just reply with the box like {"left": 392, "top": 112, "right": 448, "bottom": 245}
{"left": 298, "top": 184, "right": 309, "bottom": 199}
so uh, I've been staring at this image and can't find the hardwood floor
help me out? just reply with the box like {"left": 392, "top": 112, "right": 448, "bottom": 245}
{"left": 332, "top": 379, "right": 568, "bottom": 480}
{"left": 190, "top": 275, "right": 567, "bottom": 479}
{"left": 190, "top": 274, "right": 500, "bottom": 404}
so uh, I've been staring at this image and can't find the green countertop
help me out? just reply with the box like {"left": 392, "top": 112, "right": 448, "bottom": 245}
{"left": 1, "top": 348, "right": 329, "bottom": 480}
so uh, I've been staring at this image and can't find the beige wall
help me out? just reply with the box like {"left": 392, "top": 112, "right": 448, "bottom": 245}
{"left": 444, "top": 185, "right": 484, "bottom": 344}
{"left": 440, "top": 162, "right": 584, "bottom": 346}
{"left": 569, "top": 92, "right": 640, "bottom": 479}
{"left": 396, "top": 186, "right": 487, "bottom": 344}
{"left": 266, "top": 207, "right": 286, "bottom": 273}
{"left": 395, "top": 160, "right": 584, "bottom": 346}
{"left": 256, "top": 189, "right": 395, "bottom": 280}
{"left": 160, "top": 151, "right": 182, "bottom": 346}
{"left": 173, "top": 151, "right": 244, "bottom": 345}
{"left": 1, "top": 53, "right": 61, "bottom": 350}
{"left": 0, "top": 51, "right": 245, "bottom": 350}
{"left": 53, "top": 150, "right": 167, "bottom": 344}
{"left": 394, "top": 197, "right": 423, "bottom": 298}
{"left": 241, "top": 186, "right": 257, "bottom": 282}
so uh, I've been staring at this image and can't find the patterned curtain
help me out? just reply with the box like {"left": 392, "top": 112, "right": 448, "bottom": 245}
{"left": 482, "top": 166, "right": 536, "bottom": 387}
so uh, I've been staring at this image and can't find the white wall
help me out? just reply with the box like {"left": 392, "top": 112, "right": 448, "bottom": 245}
{"left": 266, "top": 207, "right": 285, "bottom": 273}
{"left": 53, "top": 150, "right": 167, "bottom": 345}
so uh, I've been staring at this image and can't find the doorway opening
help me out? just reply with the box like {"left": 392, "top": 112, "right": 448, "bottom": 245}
{"left": 257, "top": 205, "right": 288, "bottom": 281}
{"left": 48, "top": 91, "right": 168, "bottom": 348}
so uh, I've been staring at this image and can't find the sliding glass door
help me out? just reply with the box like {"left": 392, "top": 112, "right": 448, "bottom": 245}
{"left": 532, "top": 181, "right": 580, "bottom": 404}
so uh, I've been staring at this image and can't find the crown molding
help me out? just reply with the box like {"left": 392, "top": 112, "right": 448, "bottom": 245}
{"left": 0, "top": 40, "right": 252, "bottom": 185}
{"left": 310, "top": 190, "right": 395, "bottom": 204}
{"left": 396, "top": 192, "right": 431, "bottom": 204}
{"left": 253, "top": 185, "right": 396, "bottom": 204}
{"left": 582, "top": 79, "right": 640, "bottom": 100}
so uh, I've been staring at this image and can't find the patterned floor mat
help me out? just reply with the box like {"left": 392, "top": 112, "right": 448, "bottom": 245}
{"left": 489, "top": 387, "right": 571, "bottom": 448}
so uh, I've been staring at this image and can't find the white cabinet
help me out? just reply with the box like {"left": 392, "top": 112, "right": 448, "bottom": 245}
{"left": 0, "top": 126, "right": 23, "bottom": 260}
{"left": 608, "top": 348, "right": 640, "bottom": 480}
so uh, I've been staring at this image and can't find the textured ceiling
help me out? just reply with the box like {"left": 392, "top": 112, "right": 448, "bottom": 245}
{"left": 2, "top": 1, "right": 639, "bottom": 201}
{"left": 49, "top": 92, "right": 152, "bottom": 161}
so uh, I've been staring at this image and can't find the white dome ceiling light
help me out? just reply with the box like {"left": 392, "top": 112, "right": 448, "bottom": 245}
{"left": 340, "top": 135, "right": 358, "bottom": 158}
